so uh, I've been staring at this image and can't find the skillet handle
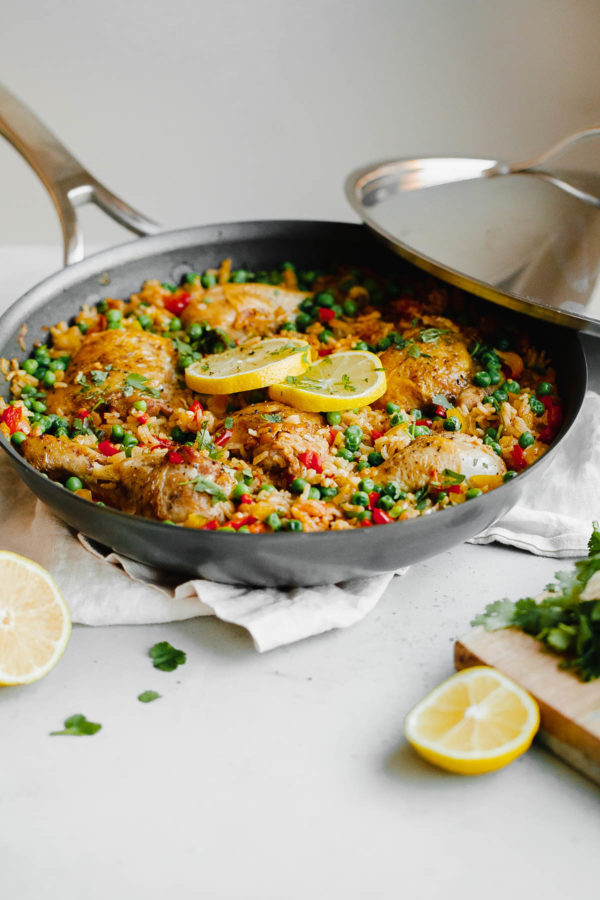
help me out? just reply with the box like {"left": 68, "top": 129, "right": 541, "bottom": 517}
{"left": 0, "top": 84, "right": 162, "bottom": 266}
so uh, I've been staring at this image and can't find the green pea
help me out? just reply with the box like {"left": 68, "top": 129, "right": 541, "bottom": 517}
{"left": 266, "top": 513, "right": 282, "bottom": 531}
{"left": 315, "top": 291, "right": 335, "bottom": 308}
{"left": 485, "top": 427, "right": 498, "bottom": 440}
{"left": 356, "top": 460, "right": 369, "bottom": 471}
{"left": 23, "top": 358, "right": 38, "bottom": 375}
{"left": 11, "top": 431, "right": 27, "bottom": 446}
{"left": 383, "top": 482, "right": 403, "bottom": 500}
{"left": 34, "top": 346, "right": 50, "bottom": 362}
{"left": 285, "top": 519, "right": 304, "bottom": 532}
{"left": 493, "top": 388, "right": 508, "bottom": 403}
{"left": 106, "top": 309, "right": 122, "bottom": 324}
{"left": 185, "top": 272, "right": 201, "bottom": 285}
{"left": 279, "top": 322, "right": 295, "bottom": 332}
{"left": 488, "top": 369, "right": 502, "bottom": 385}
{"left": 356, "top": 510, "right": 372, "bottom": 522}
{"left": 319, "top": 486, "right": 338, "bottom": 500}
{"left": 96, "top": 300, "right": 108, "bottom": 313}
{"left": 505, "top": 380, "right": 520, "bottom": 394}
{"left": 201, "top": 272, "right": 217, "bottom": 289}
{"left": 413, "top": 425, "right": 431, "bottom": 437}
{"left": 443, "top": 416, "right": 461, "bottom": 432}
{"left": 326, "top": 411, "right": 342, "bottom": 425}
{"left": 31, "top": 400, "right": 47, "bottom": 414}
{"left": 308, "top": 486, "right": 321, "bottom": 500}
{"left": 503, "top": 470, "right": 517, "bottom": 482}
{"left": 376, "top": 495, "right": 395, "bottom": 511}
{"left": 169, "top": 317, "right": 182, "bottom": 331}
{"left": 138, "top": 314, "right": 153, "bottom": 330}
{"left": 218, "top": 526, "right": 236, "bottom": 533}
{"left": 188, "top": 323, "right": 204, "bottom": 341}
{"left": 436, "top": 492, "right": 448, "bottom": 503}
{"left": 481, "top": 351, "right": 499, "bottom": 368}
{"left": 529, "top": 397, "right": 545, "bottom": 416}
{"left": 258, "top": 484, "right": 276, "bottom": 494}
{"left": 111, "top": 424, "right": 125, "bottom": 442}
{"left": 342, "top": 299, "right": 358, "bottom": 317}
{"left": 385, "top": 402, "right": 399, "bottom": 415}
{"left": 299, "top": 298, "right": 314, "bottom": 313}
{"left": 353, "top": 341, "right": 369, "bottom": 351}
{"left": 473, "top": 371, "right": 491, "bottom": 388}
{"left": 351, "top": 491, "right": 370, "bottom": 507}
{"left": 49, "top": 359, "right": 67, "bottom": 372}
{"left": 519, "top": 432, "right": 535, "bottom": 449}
{"left": 133, "top": 399, "right": 147, "bottom": 411}
{"left": 232, "top": 483, "right": 248, "bottom": 500}
{"left": 376, "top": 336, "right": 391, "bottom": 352}
{"left": 65, "top": 476, "right": 83, "bottom": 492}
{"left": 295, "top": 312, "right": 312, "bottom": 331}
{"left": 390, "top": 412, "right": 406, "bottom": 426}
{"left": 161, "top": 282, "right": 176, "bottom": 293}
{"left": 536, "top": 382, "right": 552, "bottom": 397}
{"left": 337, "top": 448, "right": 354, "bottom": 461}
{"left": 319, "top": 330, "right": 333, "bottom": 344}
{"left": 359, "top": 478, "right": 375, "bottom": 492}
{"left": 367, "top": 451, "right": 383, "bottom": 466}
{"left": 121, "top": 433, "right": 138, "bottom": 448}
{"left": 230, "top": 269, "right": 248, "bottom": 283}
{"left": 237, "top": 526, "right": 251, "bottom": 533}
{"left": 43, "top": 370, "right": 56, "bottom": 387}
{"left": 77, "top": 322, "right": 89, "bottom": 334}
{"left": 466, "top": 488, "right": 482, "bottom": 500}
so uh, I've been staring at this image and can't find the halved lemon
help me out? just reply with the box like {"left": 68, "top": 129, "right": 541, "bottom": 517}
{"left": 185, "top": 338, "right": 311, "bottom": 394}
{"left": 404, "top": 666, "right": 540, "bottom": 775}
{"left": 267, "top": 350, "right": 387, "bottom": 412}
{"left": 0, "top": 552, "right": 72, "bottom": 685}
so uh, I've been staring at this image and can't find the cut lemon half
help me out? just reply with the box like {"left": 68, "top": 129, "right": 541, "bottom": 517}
{"left": 267, "top": 350, "right": 387, "bottom": 412}
{"left": 185, "top": 338, "right": 311, "bottom": 394}
{"left": 404, "top": 666, "right": 540, "bottom": 775}
{"left": 0, "top": 552, "right": 71, "bottom": 685}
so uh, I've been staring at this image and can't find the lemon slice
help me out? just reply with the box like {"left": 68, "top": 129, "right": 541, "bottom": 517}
{"left": 185, "top": 338, "right": 311, "bottom": 394}
{"left": 404, "top": 666, "right": 540, "bottom": 775}
{"left": 0, "top": 552, "right": 72, "bottom": 685}
{"left": 267, "top": 350, "right": 386, "bottom": 412}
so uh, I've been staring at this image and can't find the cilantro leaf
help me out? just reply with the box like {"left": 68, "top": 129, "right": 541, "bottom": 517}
{"left": 191, "top": 476, "right": 228, "bottom": 501}
{"left": 50, "top": 713, "right": 102, "bottom": 736}
{"left": 262, "top": 413, "right": 282, "bottom": 423}
{"left": 89, "top": 370, "right": 108, "bottom": 385}
{"left": 442, "top": 468, "right": 465, "bottom": 484}
{"left": 419, "top": 328, "right": 449, "bottom": 343}
{"left": 125, "top": 373, "right": 161, "bottom": 398}
{"left": 149, "top": 641, "right": 187, "bottom": 672}
{"left": 472, "top": 523, "right": 600, "bottom": 680}
{"left": 431, "top": 394, "right": 452, "bottom": 409}
{"left": 138, "top": 690, "right": 161, "bottom": 703}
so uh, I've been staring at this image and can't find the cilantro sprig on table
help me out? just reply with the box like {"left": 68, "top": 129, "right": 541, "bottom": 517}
{"left": 50, "top": 714, "right": 102, "bottom": 736}
{"left": 149, "top": 641, "right": 187, "bottom": 672}
{"left": 472, "top": 522, "right": 600, "bottom": 681}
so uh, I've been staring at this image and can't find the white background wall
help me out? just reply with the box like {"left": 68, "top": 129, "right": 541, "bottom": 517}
{"left": 1, "top": 0, "right": 599, "bottom": 251}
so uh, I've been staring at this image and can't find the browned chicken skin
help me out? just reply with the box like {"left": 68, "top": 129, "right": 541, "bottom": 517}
{"left": 45, "top": 329, "right": 186, "bottom": 418}
{"left": 181, "top": 284, "right": 309, "bottom": 339}
{"left": 375, "top": 330, "right": 474, "bottom": 411}
{"left": 23, "top": 434, "right": 238, "bottom": 523}
{"left": 225, "top": 401, "right": 337, "bottom": 483}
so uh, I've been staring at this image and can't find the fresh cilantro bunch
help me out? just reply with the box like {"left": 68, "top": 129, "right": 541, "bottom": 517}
{"left": 472, "top": 523, "right": 600, "bottom": 681}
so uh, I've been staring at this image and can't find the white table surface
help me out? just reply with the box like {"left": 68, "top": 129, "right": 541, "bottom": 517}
{"left": 1, "top": 248, "right": 598, "bottom": 900}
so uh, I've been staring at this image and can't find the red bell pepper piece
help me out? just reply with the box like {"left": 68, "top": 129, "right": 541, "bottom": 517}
{"left": 372, "top": 508, "right": 392, "bottom": 525}
{"left": 434, "top": 406, "right": 447, "bottom": 419}
{"left": 538, "top": 426, "right": 555, "bottom": 444}
{"left": 1, "top": 406, "right": 23, "bottom": 434}
{"left": 368, "top": 491, "right": 381, "bottom": 510}
{"left": 232, "top": 515, "right": 258, "bottom": 530}
{"left": 319, "top": 307, "right": 335, "bottom": 322}
{"left": 168, "top": 449, "right": 184, "bottom": 464}
{"left": 416, "top": 418, "right": 433, "bottom": 428}
{"left": 328, "top": 428, "right": 338, "bottom": 446}
{"left": 299, "top": 450, "right": 323, "bottom": 473}
{"left": 164, "top": 291, "right": 191, "bottom": 316}
{"left": 371, "top": 429, "right": 384, "bottom": 441}
{"left": 360, "top": 519, "right": 373, "bottom": 527}
{"left": 239, "top": 493, "right": 253, "bottom": 505}
{"left": 446, "top": 484, "right": 462, "bottom": 494}
{"left": 97, "top": 440, "right": 120, "bottom": 457}
{"left": 318, "top": 348, "right": 334, "bottom": 357}
{"left": 215, "top": 428, "right": 232, "bottom": 447}
{"left": 190, "top": 400, "right": 203, "bottom": 414}
{"left": 511, "top": 443, "right": 527, "bottom": 469}
{"left": 137, "top": 414, "right": 149, "bottom": 424}
{"left": 76, "top": 409, "right": 90, "bottom": 420}
{"left": 201, "top": 519, "right": 218, "bottom": 530}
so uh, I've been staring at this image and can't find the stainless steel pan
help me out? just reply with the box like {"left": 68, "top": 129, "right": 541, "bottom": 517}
{"left": 0, "top": 86, "right": 587, "bottom": 585}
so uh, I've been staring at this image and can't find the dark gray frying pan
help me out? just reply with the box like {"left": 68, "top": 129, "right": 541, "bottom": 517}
{"left": 0, "top": 86, "right": 587, "bottom": 586}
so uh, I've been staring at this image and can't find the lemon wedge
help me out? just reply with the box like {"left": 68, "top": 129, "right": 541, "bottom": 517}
{"left": 404, "top": 666, "right": 540, "bottom": 775}
{"left": 185, "top": 338, "right": 311, "bottom": 394}
{"left": 0, "top": 552, "right": 71, "bottom": 685}
{"left": 267, "top": 350, "right": 386, "bottom": 412}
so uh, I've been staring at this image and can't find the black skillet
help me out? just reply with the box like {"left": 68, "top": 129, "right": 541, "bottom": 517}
{"left": 0, "top": 86, "right": 587, "bottom": 585}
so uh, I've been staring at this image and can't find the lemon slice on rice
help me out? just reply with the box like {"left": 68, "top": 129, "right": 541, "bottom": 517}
{"left": 404, "top": 666, "right": 540, "bottom": 775}
{"left": 185, "top": 338, "right": 311, "bottom": 394}
{"left": 0, "top": 552, "right": 71, "bottom": 685}
{"left": 267, "top": 350, "right": 387, "bottom": 412}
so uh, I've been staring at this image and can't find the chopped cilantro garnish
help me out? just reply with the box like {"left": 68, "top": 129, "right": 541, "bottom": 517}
{"left": 262, "top": 413, "right": 282, "bottom": 423}
{"left": 89, "top": 370, "right": 108, "bottom": 385}
{"left": 191, "top": 475, "right": 228, "bottom": 501}
{"left": 419, "top": 328, "right": 449, "bottom": 343}
{"left": 431, "top": 394, "right": 452, "bottom": 409}
{"left": 442, "top": 468, "right": 465, "bottom": 484}
{"left": 138, "top": 690, "right": 161, "bottom": 703}
{"left": 472, "top": 522, "right": 600, "bottom": 681}
{"left": 124, "top": 373, "right": 161, "bottom": 398}
{"left": 149, "top": 641, "right": 187, "bottom": 672}
{"left": 407, "top": 345, "right": 421, "bottom": 359}
{"left": 50, "top": 714, "right": 102, "bottom": 736}
{"left": 224, "top": 417, "right": 234, "bottom": 428}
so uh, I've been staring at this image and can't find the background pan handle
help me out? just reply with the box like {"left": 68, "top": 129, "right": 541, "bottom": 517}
{"left": 0, "top": 84, "right": 162, "bottom": 266}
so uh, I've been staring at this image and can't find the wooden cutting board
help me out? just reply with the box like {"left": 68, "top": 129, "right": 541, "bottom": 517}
{"left": 455, "top": 627, "right": 600, "bottom": 785}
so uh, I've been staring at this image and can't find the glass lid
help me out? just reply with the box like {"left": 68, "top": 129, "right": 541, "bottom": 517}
{"left": 345, "top": 134, "right": 600, "bottom": 335}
